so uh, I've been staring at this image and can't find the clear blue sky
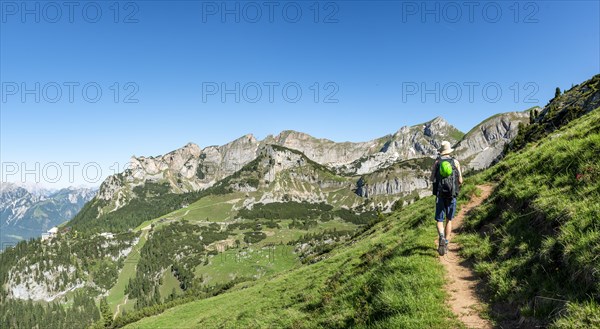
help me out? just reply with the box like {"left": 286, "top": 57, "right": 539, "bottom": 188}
{"left": 1, "top": 0, "right": 599, "bottom": 187}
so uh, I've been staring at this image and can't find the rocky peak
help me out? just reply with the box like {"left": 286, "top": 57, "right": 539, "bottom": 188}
{"left": 274, "top": 130, "right": 316, "bottom": 143}
{"left": 429, "top": 116, "right": 448, "bottom": 125}
{"left": 225, "top": 134, "right": 257, "bottom": 146}
{"left": 0, "top": 184, "right": 36, "bottom": 219}
{"left": 130, "top": 142, "right": 201, "bottom": 178}
{"left": 270, "top": 130, "right": 379, "bottom": 166}
{"left": 393, "top": 125, "right": 412, "bottom": 136}
{"left": 339, "top": 117, "right": 463, "bottom": 175}
{"left": 423, "top": 116, "right": 449, "bottom": 137}
{"left": 0, "top": 182, "right": 18, "bottom": 193}
{"left": 181, "top": 142, "right": 202, "bottom": 156}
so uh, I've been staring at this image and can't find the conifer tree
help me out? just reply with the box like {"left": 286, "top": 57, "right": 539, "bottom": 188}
{"left": 99, "top": 297, "right": 112, "bottom": 328}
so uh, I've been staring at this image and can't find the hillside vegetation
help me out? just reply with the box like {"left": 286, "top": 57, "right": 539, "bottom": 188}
{"left": 509, "top": 74, "right": 600, "bottom": 152}
{"left": 459, "top": 106, "right": 600, "bottom": 327}
{"left": 0, "top": 232, "right": 137, "bottom": 328}
{"left": 123, "top": 193, "right": 477, "bottom": 329}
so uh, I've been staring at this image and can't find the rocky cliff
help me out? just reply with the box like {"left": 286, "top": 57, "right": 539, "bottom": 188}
{"left": 0, "top": 183, "right": 36, "bottom": 226}
{"left": 95, "top": 135, "right": 262, "bottom": 213}
{"left": 214, "top": 145, "right": 356, "bottom": 208}
{"left": 264, "top": 130, "right": 387, "bottom": 166}
{"left": 354, "top": 157, "right": 434, "bottom": 201}
{"left": 453, "top": 111, "right": 530, "bottom": 171}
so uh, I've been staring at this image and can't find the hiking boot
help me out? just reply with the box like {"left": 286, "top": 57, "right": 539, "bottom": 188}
{"left": 445, "top": 239, "right": 449, "bottom": 254}
{"left": 438, "top": 236, "right": 446, "bottom": 256}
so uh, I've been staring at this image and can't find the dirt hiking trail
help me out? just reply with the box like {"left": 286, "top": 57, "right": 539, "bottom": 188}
{"left": 439, "top": 185, "right": 494, "bottom": 329}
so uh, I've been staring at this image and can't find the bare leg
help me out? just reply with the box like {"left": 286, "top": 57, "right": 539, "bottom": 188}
{"left": 436, "top": 221, "right": 444, "bottom": 236}
{"left": 445, "top": 220, "right": 452, "bottom": 241}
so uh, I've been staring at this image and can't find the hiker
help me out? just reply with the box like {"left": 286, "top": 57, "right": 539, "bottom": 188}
{"left": 431, "top": 141, "right": 463, "bottom": 256}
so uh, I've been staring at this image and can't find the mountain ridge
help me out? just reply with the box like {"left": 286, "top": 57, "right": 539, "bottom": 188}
{"left": 89, "top": 116, "right": 467, "bottom": 216}
{"left": 72, "top": 111, "right": 530, "bottom": 232}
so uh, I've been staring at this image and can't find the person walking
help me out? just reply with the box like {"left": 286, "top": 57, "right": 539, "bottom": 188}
{"left": 431, "top": 141, "right": 463, "bottom": 256}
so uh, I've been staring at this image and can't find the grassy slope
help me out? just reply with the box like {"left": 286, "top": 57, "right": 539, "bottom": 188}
{"left": 158, "top": 269, "right": 183, "bottom": 300}
{"left": 107, "top": 231, "right": 148, "bottom": 313}
{"left": 458, "top": 108, "right": 600, "bottom": 327}
{"left": 199, "top": 245, "right": 300, "bottom": 285}
{"left": 124, "top": 196, "right": 466, "bottom": 329}
{"left": 134, "top": 193, "right": 243, "bottom": 231}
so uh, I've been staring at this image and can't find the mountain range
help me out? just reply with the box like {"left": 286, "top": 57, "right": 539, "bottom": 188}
{"left": 81, "top": 111, "right": 528, "bottom": 228}
{"left": 0, "top": 183, "right": 97, "bottom": 249}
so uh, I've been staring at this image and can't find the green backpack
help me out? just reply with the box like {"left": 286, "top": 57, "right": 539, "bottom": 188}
{"left": 433, "top": 157, "right": 459, "bottom": 199}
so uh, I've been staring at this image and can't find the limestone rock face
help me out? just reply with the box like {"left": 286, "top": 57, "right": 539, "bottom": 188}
{"left": 0, "top": 183, "right": 35, "bottom": 225}
{"left": 222, "top": 145, "right": 351, "bottom": 208}
{"left": 265, "top": 130, "right": 385, "bottom": 166}
{"left": 354, "top": 158, "right": 434, "bottom": 200}
{"left": 454, "top": 112, "right": 529, "bottom": 170}
{"left": 356, "top": 175, "right": 431, "bottom": 198}
{"left": 97, "top": 135, "right": 262, "bottom": 210}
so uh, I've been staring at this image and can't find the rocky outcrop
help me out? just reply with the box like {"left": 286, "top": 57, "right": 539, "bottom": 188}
{"left": 354, "top": 158, "right": 434, "bottom": 199}
{"left": 7, "top": 264, "right": 83, "bottom": 302}
{"left": 453, "top": 112, "right": 529, "bottom": 170}
{"left": 537, "top": 75, "right": 600, "bottom": 121}
{"left": 6, "top": 232, "right": 136, "bottom": 301}
{"left": 96, "top": 135, "right": 262, "bottom": 212}
{"left": 356, "top": 175, "right": 431, "bottom": 198}
{"left": 129, "top": 136, "right": 260, "bottom": 192}
{"left": 353, "top": 114, "right": 529, "bottom": 199}
{"left": 0, "top": 183, "right": 36, "bottom": 226}
{"left": 507, "top": 75, "right": 600, "bottom": 153}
